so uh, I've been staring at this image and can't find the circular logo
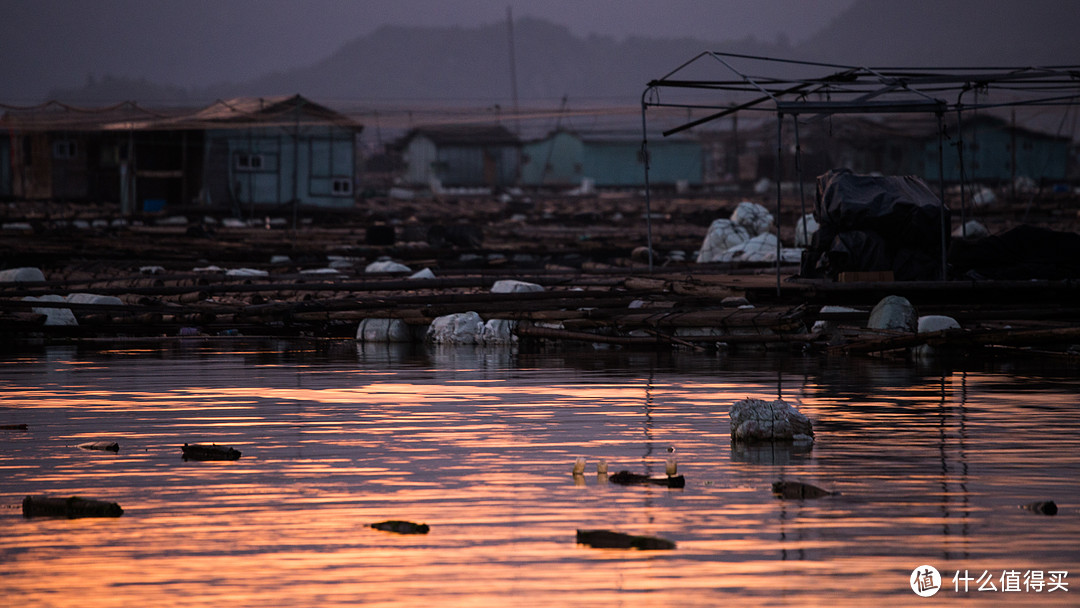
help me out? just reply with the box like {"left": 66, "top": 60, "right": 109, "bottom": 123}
{"left": 910, "top": 565, "right": 942, "bottom": 597}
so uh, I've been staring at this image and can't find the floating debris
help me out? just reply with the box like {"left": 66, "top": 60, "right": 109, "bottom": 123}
{"left": 1020, "top": 500, "right": 1058, "bottom": 515}
{"left": 576, "top": 529, "right": 675, "bottom": 550}
{"left": 1, "top": 424, "right": 28, "bottom": 431}
{"left": 78, "top": 441, "right": 119, "bottom": 452}
{"left": 370, "top": 520, "right": 430, "bottom": 534}
{"left": 608, "top": 470, "right": 686, "bottom": 488}
{"left": 772, "top": 481, "right": 836, "bottom": 499}
{"left": 23, "top": 495, "right": 123, "bottom": 518}
{"left": 730, "top": 397, "right": 814, "bottom": 443}
{"left": 182, "top": 443, "right": 241, "bottom": 461}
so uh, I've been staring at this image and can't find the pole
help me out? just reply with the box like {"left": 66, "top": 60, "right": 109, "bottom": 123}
{"left": 936, "top": 112, "right": 949, "bottom": 281}
{"left": 793, "top": 116, "right": 808, "bottom": 247}
{"left": 775, "top": 112, "right": 783, "bottom": 295}
{"left": 640, "top": 91, "right": 654, "bottom": 272}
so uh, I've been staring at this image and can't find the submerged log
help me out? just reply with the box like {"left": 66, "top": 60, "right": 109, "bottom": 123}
{"left": 1020, "top": 500, "right": 1058, "bottom": 515}
{"left": 23, "top": 495, "right": 124, "bottom": 518}
{"left": 78, "top": 441, "right": 119, "bottom": 452}
{"left": 608, "top": 470, "right": 686, "bottom": 488}
{"left": 576, "top": 529, "right": 676, "bottom": 550}
{"left": 772, "top": 481, "right": 837, "bottom": 499}
{"left": 370, "top": 520, "right": 430, "bottom": 534}
{"left": 182, "top": 443, "right": 241, "bottom": 461}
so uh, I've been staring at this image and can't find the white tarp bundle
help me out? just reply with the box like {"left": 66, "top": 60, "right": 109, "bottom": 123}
{"left": 794, "top": 213, "right": 819, "bottom": 248}
{"left": 426, "top": 312, "right": 485, "bottom": 344}
{"left": 23, "top": 295, "right": 77, "bottom": 326}
{"left": 356, "top": 318, "right": 414, "bottom": 342}
{"left": 490, "top": 279, "right": 543, "bottom": 293}
{"left": 0, "top": 267, "right": 45, "bottom": 283}
{"left": 730, "top": 201, "right": 774, "bottom": 236}
{"left": 696, "top": 219, "right": 749, "bottom": 263}
{"left": 365, "top": 260, "right": 412, "bottom": 273}
{"left": 226, "top": 268, "right": 269, "bottom": 277}
{"left": 714, "top": 233, "right": 779, "bottom": 263}
{"left": 65, "top": 293, "right": 124, "bottom": 306}
{"left": 426, "top": 312, "right": 519, "bottom": 345}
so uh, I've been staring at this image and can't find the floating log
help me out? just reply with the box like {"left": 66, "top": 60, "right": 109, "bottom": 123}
{"left": 78, "top": 441, "right": 119, "bottom": 452}
{"left": 1, "top": 423, "right": 29, "bottom": 430}
{"left": 608, "top": 470, "right": 686, "bottom": 488}
{"left": 370, "top": 520, "right": 430, "bottom": 534}
{"left": 23, "top": 495, "right": 124, "bottom": 518}
{"left": 182, "top": 443, "right": 241, "bottom": 461}
{"left": 576, "top": 529, "right": 676, "bottom": 550}
{"left": 772, "top": 481, "right": 836, "bottom": 499}
{"left": 1020, "top": 500, "right": 1058, "bottom": 515}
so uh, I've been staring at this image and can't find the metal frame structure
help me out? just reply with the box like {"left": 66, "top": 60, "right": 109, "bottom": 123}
{"left": 640, "top": 52, "right": 1080, "bottom": 286}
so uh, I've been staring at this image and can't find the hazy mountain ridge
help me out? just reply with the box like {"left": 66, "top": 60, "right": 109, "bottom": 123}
{"left": 42, "top": 0, "right": 1080, "bottom": 108}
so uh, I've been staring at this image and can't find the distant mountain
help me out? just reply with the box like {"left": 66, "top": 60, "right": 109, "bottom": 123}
{"left": 236, "top": 17, "right": 785, "bottom": 104}
{"left": 797, "top": 0, "right": 1080, "bottom": 67}
{"left": 43, "top": 0, "right": 1080, "bottom": 108}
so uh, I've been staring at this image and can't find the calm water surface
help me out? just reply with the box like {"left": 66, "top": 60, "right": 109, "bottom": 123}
{"left": 1, "top": 340, "right": 1078, "bottom": 607}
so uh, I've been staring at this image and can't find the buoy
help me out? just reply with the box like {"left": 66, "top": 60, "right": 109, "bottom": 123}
{"left": 596, "top": 458, "right": 608, "bottom": 475}
{"left": 665, "top": 458, "right": 677, "bottom": 477}
{"left": 572, "top": 456, "right": 585, "bottom": 475}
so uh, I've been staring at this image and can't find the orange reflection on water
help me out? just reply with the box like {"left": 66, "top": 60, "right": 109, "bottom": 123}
{"left": 3, "top": 353, "right": 1080, "bottom": 607}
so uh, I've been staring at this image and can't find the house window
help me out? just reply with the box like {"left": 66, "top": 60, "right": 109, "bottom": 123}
{"left": 236, "top": 153, "right": 265, "bottom": 171}
{"left": 331, "top": 178, "right": 353, "bottom": 196}
{"left": 53, "top": 140, "right": 78, "bottom": 159}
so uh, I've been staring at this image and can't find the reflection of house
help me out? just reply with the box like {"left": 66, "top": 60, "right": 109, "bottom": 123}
{"left": 0, "top": 95, "right": 362, "bottom": 210}
{"left": 520, "top": 130, "right": 703, "bottom": 189}
{"left": 401, "top": 125, "right": 520, "bottom": 189}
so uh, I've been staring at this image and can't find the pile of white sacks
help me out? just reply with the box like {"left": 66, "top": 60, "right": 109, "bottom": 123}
{"left": 696, "top": 201, "right": 808, "bottom": 264}
{"left": 356, "top": 279, "right": 543, "bottom": 345}
{"left": 2, "top": 267, "right": 124, "bottom": 326}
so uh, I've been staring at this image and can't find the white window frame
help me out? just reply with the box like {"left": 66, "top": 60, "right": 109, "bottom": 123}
{"left": 53, "top": 140, "right": 78, "bottom": 159}
{"left": 236, "top": 153, "right": 266, "bottom": 171}
{"left": 331, "top": 177, "right": 353, "bottom": 196}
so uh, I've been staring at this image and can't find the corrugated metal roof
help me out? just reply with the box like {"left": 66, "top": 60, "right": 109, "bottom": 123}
{"left": 405, "top": 124, "right": 519, "bottom": 146}
{"left": 1, "top": 95, "right": 361, "bottom": 132}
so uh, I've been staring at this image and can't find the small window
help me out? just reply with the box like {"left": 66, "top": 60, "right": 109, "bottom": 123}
{"left": 236, "top": 153, "right": 265, "bottom": 171}
{"left": 53, "top": 140, "right": 78, "bottom": 159}
{"left": 331, "top": 178, "right": 352, "bottom": 196}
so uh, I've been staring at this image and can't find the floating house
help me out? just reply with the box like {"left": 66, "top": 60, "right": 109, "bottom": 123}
{"left": 401, "top": 124, "right": 520, "bottom": 190}
{"left": 0, "top": 95, "right": 362, "bottom": 211}
{"left": 520, "top": 130, "right": 703, "bottom": 190}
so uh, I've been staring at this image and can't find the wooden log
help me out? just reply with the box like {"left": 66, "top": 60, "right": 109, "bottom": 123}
{"left": 370, "top": 520, "right": 430, "bottom": 534}
{"left": 78, "top": 441, "right": 119, "bottom": 452}
{"left": 1, "top": 423, "right": 29, "bottom": 430}
{"left": 182, "top": 443, "right": 241, "bottom": 461}
{"left": 22, "top": 495, "right": 124, "bottom": 518}
{"left": 576, "top": 529, "right": 676, "bottom": 550}
{"left": 832, "top": 325, "right": 1080, "bottom": 355}
{"left": 772, "top": 481, "right": 836, "bottom": 499}
{"left": 608, "top": 471, "right": 686, "bottom": 488}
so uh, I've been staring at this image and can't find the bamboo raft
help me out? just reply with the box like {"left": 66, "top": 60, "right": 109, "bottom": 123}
{"left": 2, "top": 198, "right": 1078, "bottom": 358}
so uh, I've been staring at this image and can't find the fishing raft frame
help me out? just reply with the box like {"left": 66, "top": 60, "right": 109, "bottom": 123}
{"left": 639, "top": 52, "right": 1080, "bottom": 288}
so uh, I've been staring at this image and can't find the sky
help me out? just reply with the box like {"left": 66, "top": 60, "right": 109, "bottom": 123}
{"left": 0, "top": 0, "right": 856, "bottom": 103}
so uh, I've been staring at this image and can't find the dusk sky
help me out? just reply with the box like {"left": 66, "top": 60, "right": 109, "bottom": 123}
{"left": 1, "top": 0, "right": 856, "bottom": 102}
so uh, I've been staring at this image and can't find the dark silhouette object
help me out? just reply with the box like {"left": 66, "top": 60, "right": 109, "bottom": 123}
{"left": 182, "top": 443, "right": 241, "bottom": 461}
{"left": 576, "top": 529, "right": 676, "bottom": 550}
{"left": 371, "top": 520, "right": 430, "bottom": 534}
{"left": 608, "top": 470, "right": 686, "bottom": 488}
{"left": 772, "top": 481, "right": 837, "bottom": 499}
{"left": 23, "top": 495, "right": 123, "bottom": 518}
